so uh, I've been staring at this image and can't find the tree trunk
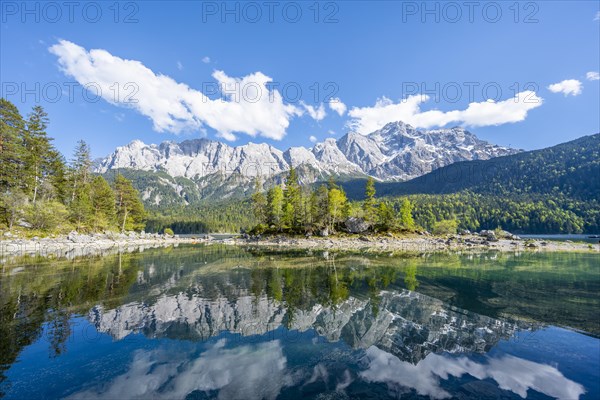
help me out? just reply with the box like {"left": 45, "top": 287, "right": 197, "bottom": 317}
{"left": 32, "top": 165, "right": 39, "bottom": 204}
{"left": 121, "top": 208, "right": 128, "bottom": 233}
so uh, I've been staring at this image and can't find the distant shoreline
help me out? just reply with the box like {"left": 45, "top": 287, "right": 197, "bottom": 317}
{"left": 0, "top": 231, "right": 196, "bottom": 263}
{"left": 227, "top": 233, "right": 598, "bottom": 254}
{"left": 2, "top": 232, "right": 597, "bottom": 264}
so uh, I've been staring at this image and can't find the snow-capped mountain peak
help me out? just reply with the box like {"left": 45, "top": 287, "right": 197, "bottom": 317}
{"left": 95, "top": 121, "right": 520, "bottom": 203}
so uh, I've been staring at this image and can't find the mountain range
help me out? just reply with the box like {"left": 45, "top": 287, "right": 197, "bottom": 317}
{"left": 346, "top": 133, "right": 600, "bottom": 201}
{"left": 95, "top": 122, "right": 519, "bottom": 206}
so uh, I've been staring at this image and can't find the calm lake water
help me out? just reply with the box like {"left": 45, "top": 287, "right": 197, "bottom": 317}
{"left": 1, "top": 245, "right": 598, "bottom": 399}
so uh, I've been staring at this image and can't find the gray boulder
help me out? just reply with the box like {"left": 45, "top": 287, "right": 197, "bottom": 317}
{"left": 345, "top": 217, "right": 370, "bottom": 234}
{"left": 479, "top": 230, "right": 498, "bottom": 242}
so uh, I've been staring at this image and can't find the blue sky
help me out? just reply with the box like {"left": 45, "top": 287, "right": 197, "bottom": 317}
{"left": 1, "top": 1, "right": 599, "bottom": 158}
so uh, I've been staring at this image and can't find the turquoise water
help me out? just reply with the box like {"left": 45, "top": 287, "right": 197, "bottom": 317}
{"left": 1, "top": 246, "right": 598, "bottom": 399}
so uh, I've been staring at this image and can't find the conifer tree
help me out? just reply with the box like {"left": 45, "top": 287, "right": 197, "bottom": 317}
{"left": 311, "top": 184, "right": 329, "bottom": 230}
{"left": 114, "top": 174, "right": 145, "bottom": 232}
{"left": 399, "top": 198, "right": 415, "bottom": 230}
{"left": 283, "top": 168, "right": 302, "bottom": 231}
{"left": 267, "top": 185, "right": 284, "bottom": 230}
{"left": 0, "top": 98, "right": 25, "bottom": 191}
{"left": 90, "top": 175, "right": 116, "bottom": 231}
{"left": 376, "top": 201, "right": 395, "bottom": 231}
{"left": 251, "top": 178, "right": 267, "bottom": 225}
{"left": 23, "top": 106, "right": 54, "bottom": 204}
{"left": 363, "top": 177, "right": 377, "bottom": 223}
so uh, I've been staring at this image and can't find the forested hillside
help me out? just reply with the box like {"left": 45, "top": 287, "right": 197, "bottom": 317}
{"left": 347, "top": 134, "right": 599, "bottom": 200}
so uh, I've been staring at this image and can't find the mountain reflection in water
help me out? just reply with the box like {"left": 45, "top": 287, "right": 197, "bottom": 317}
{"left": 76, "top": 286, "right": 586, "bottom": 399}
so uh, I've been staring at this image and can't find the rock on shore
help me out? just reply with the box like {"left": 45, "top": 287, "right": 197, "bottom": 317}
{"left": 234, "top": 233, "right": 595, "bottom": 253}
{"left": 0, "top": 230, "right": 195, "bottom": 263}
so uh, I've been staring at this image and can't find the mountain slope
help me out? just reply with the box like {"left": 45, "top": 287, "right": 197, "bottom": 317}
{"left": 96, "top": 122, "right": 518, "bottom": 206}
{"left": 358, "top": 133, "right": 600, "bottom": 200}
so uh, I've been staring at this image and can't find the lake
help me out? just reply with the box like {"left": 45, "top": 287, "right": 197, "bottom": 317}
{"left": 1, "top": 245, "right": 598, "bottom": 399}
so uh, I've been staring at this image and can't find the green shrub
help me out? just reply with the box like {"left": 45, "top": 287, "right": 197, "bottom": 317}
{"left": 249, "top": 223, "right": 268, "bottom": 235}
{"left": 432, "top": 219, "right": 458, "bottom": 235}
{"left": 25, "top": 201, "right": 69, "bottom": 232}
{"left": 163, "top": 227, "right": 174, "bottom": 236}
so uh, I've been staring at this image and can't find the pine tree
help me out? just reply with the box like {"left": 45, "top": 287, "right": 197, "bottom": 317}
{"left": 399, "top": 198, "right": 415, "bottom": 230}
{"left": 67, "top": 140, "right": 94, "bottom": 230}
{"left": 283, "top": 168, "right": 302, "bottom": 232}
{"left": 0, "top": 98, "right": 25, "bottom": 191}
{"left": 251, "top": 178, "right": 267, "bottom": 225}
{"left": 23, "top": 106, "right": 54, "bottom": 204}
{"left": 267, "top": 185, "right": 284, "bottom": 230}
{"left": 311, "top": 184, "right": 329, "bottom": 230}
{"left": 90, "top": 175, "right": 116, "bottom": 231}
{"left": 363, "top": 177, "right": 376, "bottom": 223}
{"left": 377, "top": 201, "right": 395, "bottom": 231}
{"left": 70, "top": 182, "right": 92, "bottom": 231}
{"left": 70, "top": 140, "right": 92, "bottom": 201}
{"left": 114, "top": 174, "right": 145, "bottom": 232}
{"left": 48, "top": 150, "right": 69, "bottom": 204}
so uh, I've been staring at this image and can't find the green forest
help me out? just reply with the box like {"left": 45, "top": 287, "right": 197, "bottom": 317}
{"left": 0, "top": 99, "right": 145, "bottom": 235}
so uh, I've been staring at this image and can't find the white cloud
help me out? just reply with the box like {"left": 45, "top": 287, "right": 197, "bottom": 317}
{"left": 361, "top": 346, "right": 585, "bottom": 400}
{"left": 547, "top": 79, "right": 583, "bottom": 96}
{"left": 177, "top": 61, "right": 183, "bottom": 71}
{"left": 594, "top": 11, "right": 600, "bottom": 21}
{"left": 586, "top": 71, "right": 599, "bottom": 81}
{"left": 348, "top": 91, "right": 542, "bottom": 134}
{"left": 202, "top": 56, "right": 211, "bottom": 64}
{"left": 67, "top": 340, "right": 292, "bottom": 400}
{"left": 49, "top": 40, "right": 303, "bottom": 141}
{"left": 300, "top": 101, "right": 327, "bottom": 121}
{"left": 327, "top": 129, "right": 335, "bottom": 135}
{"left": 309, "top": 135, "right": 318, "bottom": 143}
{"left": 328, "top": 97, "right": 347, "bottom": 116}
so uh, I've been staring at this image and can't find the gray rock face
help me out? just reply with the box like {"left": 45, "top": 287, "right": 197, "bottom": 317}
{"left": 95, "top": 121, "right": 519, "bottom": 203}
{"left": 345, "top": 217, "right": 370, "bottom": 234}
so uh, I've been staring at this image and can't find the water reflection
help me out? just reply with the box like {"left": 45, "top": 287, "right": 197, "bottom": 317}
{"left": 67, "top": 340, "right": 291, "bottom": 400}
{"left": 89, "top": 289, "right": 521, "bottom": 364}
{"left": 1, "top": 245, "right": 599, "bottom": 399}
{"left": 361, "top": 347, "right": 585, "bottom": 400}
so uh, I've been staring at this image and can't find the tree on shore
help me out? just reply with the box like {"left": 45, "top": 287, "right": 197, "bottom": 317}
{"left": 283, "top": 168, "right": 302, "bottom": 232}
{"left": 267, "top": 185, "right": 284, "bottom": 230}
{"left": 327, "top": 186, "right": 348, "bottom": 232}
{"left": 23, "top": 106, "right": 55, "bottom": 204}
{"left": 0, "top": 99, "right": 25, "bottom": 191}
{"left": 90, "top": 175, "right": 117, "bottom": 231}
{"left": 251, "top": 178, "right": 268, "bottom": 226}
{"left": 0, "top": 99, "right": 148, "bottom": 234}
{"left": 114, "top": 174, "right": 146, "bottom": 232}
{"left": 399, "top": 199, "right": 415, "bottom": 230}
{"left": 363, "top": 177, "right": 376, "bottom": 223}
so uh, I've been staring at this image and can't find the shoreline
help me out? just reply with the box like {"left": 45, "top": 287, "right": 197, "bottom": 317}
{"left": 0, "top": 231, "right": 196, "bottom": 263}
{"left": 1, "top": 231, "right": 598, "bottom": 263}
{"left": 229, "top": 233, "right": 599, "bottom": 254}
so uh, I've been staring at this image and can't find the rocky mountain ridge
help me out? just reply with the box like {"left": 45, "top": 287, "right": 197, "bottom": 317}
{"left": 95, "top": 121, "right": 520, "bottom": 204}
